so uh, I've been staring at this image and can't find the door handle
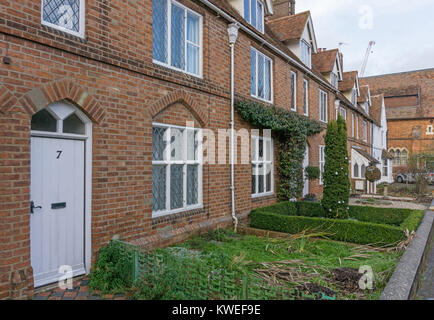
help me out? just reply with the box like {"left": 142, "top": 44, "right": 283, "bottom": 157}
{"left": 30, "top": 201, "right": 42, "bottom": 214}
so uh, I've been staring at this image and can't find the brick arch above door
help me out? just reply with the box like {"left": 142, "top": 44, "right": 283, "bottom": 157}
{"left": 149, "top": 89, "right": 208, "bottom": 127}
{"left": 10, "top": 79, "right": 106, "bottom": 124}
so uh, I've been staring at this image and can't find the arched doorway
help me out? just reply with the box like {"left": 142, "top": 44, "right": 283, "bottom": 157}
{"left": 30, "top": 100, "right": 92, "bottom": 287}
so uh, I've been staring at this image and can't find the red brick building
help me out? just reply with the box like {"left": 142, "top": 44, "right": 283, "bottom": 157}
{"left": 361, "top": 69, "right": 434, "bottom": 172}
{"left": 0, "top": 0, "right": 376, "bottom": 298}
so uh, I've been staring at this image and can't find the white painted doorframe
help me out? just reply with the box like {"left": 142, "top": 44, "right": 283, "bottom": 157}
{"left": 30, "top": 102, "right": 92, "bottom": 287}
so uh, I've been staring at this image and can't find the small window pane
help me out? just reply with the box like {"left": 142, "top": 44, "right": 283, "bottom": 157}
{"left": 256, "top": 1, "right": 263, "bottom": 32}
{"left": 187, "top": 44, "right": 199, "bottom": 75}
{"left": 187, "top": 129, "right": 198, "bottom": 161}
{"left": 170, "top": 128, "right": 184, "bottom": 161}
{"left": 252, "top": 164, "right": 257, "bottom": 194}
{"left": 42, "top": 0, "right": 80, "bottom": 33}
{"left": 265, "top": 140, "right": 271, "bottom": 161}
{"left": 250, "top": 49, "right": 256, "bottom": 96}
{"left": 153, "top": 127, "right": 167, "bottom": 161}
{"left": 187, "top": 165, "right": 198, "bottom": 205}
{"left": 258, "top": 163, "right": 264, "bottom": 193}
{"left": 264, "top": 59, "right": 271, "bottom": 101}
{"left": 244, "top": 0, "right": 250, "bottom": 22}
{"left": 187, "top": 13, "right": 199, "bottom": 44}
{"left": 258, "top": 54, "right": 264, "bottom": 98}
{"left": 250, "top": 0, "right": 256, "bottom": 27}
{"left": 152, "top": 0, "right": 168, "bottom": 64}
{"left": 266, "top": 163, "right": 272, "bottom": 192}
{"left": 63, "top": 113, "right": 85, "bottom": 135}
{"left": 258, "top": 138, "right": 264, "bottom": 161}
{"left": 171, "top": 4, "right": 185, "bottom": 70}
{"left": 170, "top": 165, "right": 184, "bottom": 210}
{"left": 152, "top": 165, "right": 167, "bottom": 212}
{"left": 31, "top": 109, "right": 57, "bottom": 132}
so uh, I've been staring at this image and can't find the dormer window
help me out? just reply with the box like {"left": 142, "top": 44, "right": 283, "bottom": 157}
{"left": 300, "top": 40, "right": 311, "bottom": 68}
{"left": 244, "top": 0, "right": 264, "bottom": 33}
{"left": 351, "top": 88, "right": 357, "bottom": 105}
{"left": 330, "top": 72, "right": 338, "bottom": 89}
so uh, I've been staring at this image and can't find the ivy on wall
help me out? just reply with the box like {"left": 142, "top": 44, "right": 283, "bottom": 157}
{"left": 235, "top": 100, "right": 323, "bottom": 200}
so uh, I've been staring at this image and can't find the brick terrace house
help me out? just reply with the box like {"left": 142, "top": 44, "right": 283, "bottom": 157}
{"left": 0, "top": 0, "right": 378, "bottom": 299}
{"left": 361, "top": 69, "right": 434, "bottom": 173}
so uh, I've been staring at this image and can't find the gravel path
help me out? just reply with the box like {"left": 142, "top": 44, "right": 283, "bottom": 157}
{"left": 349, "top": 198, "right": 428, "bottom": 210}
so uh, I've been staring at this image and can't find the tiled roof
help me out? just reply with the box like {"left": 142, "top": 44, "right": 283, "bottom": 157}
{"left": 339, "top": 71, "right": 358, "bottom": 92}
{"left": 266, "top": 11, "right": 310, "bottom": 42}
{"left": 311, "top": 49, "right": 338, "bottom": 74}
{"left": 353, "top": 147, "right": 380, "bottom": 164}
{"left": 370, "top": 94, "right": 383, "bottom": 126}
{"left": 369, "top": 85, "right": 419, "bottom": 97}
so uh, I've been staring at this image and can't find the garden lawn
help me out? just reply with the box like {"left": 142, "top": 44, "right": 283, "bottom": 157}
{"left": 159, "top": 229, "right": 400, "bottom": 300}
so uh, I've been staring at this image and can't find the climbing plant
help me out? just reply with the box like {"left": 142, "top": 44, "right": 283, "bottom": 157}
{"left": 321, "top": 115, "right": 351, "bottom": 219}
{"left": 235, "top": 100, "right": 323, "bottom": 201}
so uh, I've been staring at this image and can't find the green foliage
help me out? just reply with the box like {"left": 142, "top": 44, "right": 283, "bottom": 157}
{"left": 250, "top": 202, "right": 425, "bottom": 244}
{"left": 365, "top": 166, "right": 381, "bottom": 182}
{"left": 235, "top": 99, "right": 323, "bottom": 200}
{"left": 305, "top": 166, "right": 320, "bottom": 180}
{"left": 400, "top": 211, "right": 424, "bottom": 232}
{"left": 250, "top": 211, "right": 406, "bottom": 246}
{"left": 90, "top": 241, "right": 135, "bottom": 293}
{"left": 321, "top": 116, "right": 350, "bottom": 219}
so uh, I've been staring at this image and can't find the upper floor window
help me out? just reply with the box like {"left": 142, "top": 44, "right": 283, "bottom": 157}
{"left": 244, "top": 0, "right": 264, "bottom": 32}
{"left": 319, "top": 89, "right": 327, "bottom": 123}
{"left": 339, "top": 107, "right": 347, "bottom": 121}
{"left": 41, "top": 0, "right": 85, "bottom": 38}
{"left": 351, "top": 112, "right": 355, "bottom": 137}
{"left": 153, "top": 0, "right": 202, "bottom": 77}
{"left": 252, "top": 135, "right": 274, "bottom": 197}
{"left": 290, "top": 71, "right": 297, "bottom": 111}
{"left": 251, "top": 47, "right": 272, "bottom": 103}
{"left": 351, "top": 88, "right": 357, "bottom": 105}
{"left": 303, "top": 80, "right": 308, "bottom": 116}
{"left": 300, "top": 40, "right": 311, "bottom": 68}
{"left": 427, "top": 125, "right": 434, "bottom": 135}
{"left": 330, "top": 72, "right": 338, "bottom": 89}
{"left": 363, "top": 120, "right": 367, "bottom": 142}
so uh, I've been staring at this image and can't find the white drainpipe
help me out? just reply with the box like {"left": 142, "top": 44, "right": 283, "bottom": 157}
{"left": 227, "top": 23, "right": 239, "bottom": 231}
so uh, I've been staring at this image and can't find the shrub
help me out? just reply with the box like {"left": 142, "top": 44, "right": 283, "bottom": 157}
{"left": 250, "top": 211, "right": 406, "bottom": 246}
{"left": 400, "top": 211, "right": 424, "bottom": 232}
{"left": 348, "top": 205, "right": 413, "bottom": 226}
{"left": 321, "top": 116, "right": 350, "bottom": 219}
{"left": 252, "top": 201, "right": 297, "bottom": 216}
{"left": 296, "top": 201, "right": 324, "bottom": 217}
{"left": 305, "top": 166, "right": 320, "bottom": 180}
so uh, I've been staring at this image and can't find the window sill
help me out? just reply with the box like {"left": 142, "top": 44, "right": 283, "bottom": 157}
{"left": 251, "top": 192, "right": 275, "bottom": 200}
{"left": 152, "top": 206, "right": 205, "bottom": 225}
{"left": 153, "top": 59, "right": 203, "bottom": 79}
{"left": 152, "top": 204, "right": 203, "bottom": 219}
{"left": 41, "top": 21, "right": 85, "bottom": 39}
{"left": 250, "top": 95, "right": 273, "bottom": 105}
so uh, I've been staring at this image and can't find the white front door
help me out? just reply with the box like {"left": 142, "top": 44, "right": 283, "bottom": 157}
{"left": 303, "top": 147, "right": 309, "bottom": 197}
{"left": 30, "top": 137, "right": 86, "bottom": 287}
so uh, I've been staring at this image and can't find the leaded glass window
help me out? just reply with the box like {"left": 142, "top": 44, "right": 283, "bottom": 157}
{"left": 152, "top": 123, "right": 202, "bottom": 217}
{"left": 251, "top": 47, "right": 272, "bottom": 102}
{"left": 319, "top": 90, "right": 327, "bottom": 123}
{"left": 252, "top": 135, "right": 273, "bottom": 197}
{"left": 152, "top": 0, "right": 202, "bottom": 76}
{"left": 290, "top": 71, "right": 297, "bottom": 111}
{"left": 41, "top": 0, "right": 85, "bottom": 37}
{"left": 244, "top": 0, "right": 264, "bottom": 33}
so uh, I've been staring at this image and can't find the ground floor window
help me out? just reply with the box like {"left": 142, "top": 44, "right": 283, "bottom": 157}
{"left": 152, "top": 123, "right": 202, "bottom": 217}
{"left": 383, "top": 159, "right": 388, "bottom": 176}
{"left": 252, "top": 135, "right": 273, "bottom": 197}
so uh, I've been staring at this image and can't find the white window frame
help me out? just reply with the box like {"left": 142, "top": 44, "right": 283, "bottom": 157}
{"left": 251, "top": 135, "right": 274, "bottom": 198}
{"left": 152, "top": 0, "right": 203, "bottom": 78}
{"left": 152, "top": 122, "right": 203, "bottom": 218}
{"left": 319, "top": 89, "right": 328, "bottom": 123}
{"left": 300, "top": 40, "right": 312, "bottom": 68}
{"left": 339, "top": 107, "right": 347, "bottom": 121}
{"left": 319, "top": 145, "right": 325, "bottom": 185}
{"left": 330, "top": 72, "right": 338, "bottom": 89}
{"left": 250, "top": 47, "right": 273, "bottom": 103}
{"left": 352, "top": 162, "right": 359, "bottom": 179}
{"left": 41, "top": 0, "right": 85, "bottom": 38}
{"left": 303, "top": 79, "right": 309, "bottom": 116}
{"left": 363, "top": 120, "right": 367, "bottom": 142}
{"left": 244, "top": 0, "right": 265, "bottom": 33}
{"left": 427, "top": 125, "right": 434, "bottom": 135}
{"left": 351, "top": 88, "right": 357, "bottom": 105}
{"left": 290, "top": 71, "right": 297, "bottom": 111}
{"left": 356, "top": 116, "right": 359, "bottom": 139}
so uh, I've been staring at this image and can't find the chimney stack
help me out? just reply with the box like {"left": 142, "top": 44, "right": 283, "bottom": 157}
{"left": 270, "top": 0, "right": 296, "bottom": 19}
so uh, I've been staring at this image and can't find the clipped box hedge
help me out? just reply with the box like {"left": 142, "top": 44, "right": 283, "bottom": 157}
{"left": 249, "top": 202, "right": 424, "bottom": 245}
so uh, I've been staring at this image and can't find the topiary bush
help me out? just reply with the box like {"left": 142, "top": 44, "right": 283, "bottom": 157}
{"left": 321, "top": 116, "right": 351, "bottom": 219}
{"left": 250, "top": 210, "right": 406, "bottom": 246}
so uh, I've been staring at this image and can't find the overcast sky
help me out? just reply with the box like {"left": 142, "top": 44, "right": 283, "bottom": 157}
{"left": 296, "top": 0, "right": 434, "bottom": 77}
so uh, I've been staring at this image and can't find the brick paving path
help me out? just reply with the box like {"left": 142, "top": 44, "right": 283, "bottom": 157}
{"left": 33, "top": 276, "right": 129, "bottom": 300}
